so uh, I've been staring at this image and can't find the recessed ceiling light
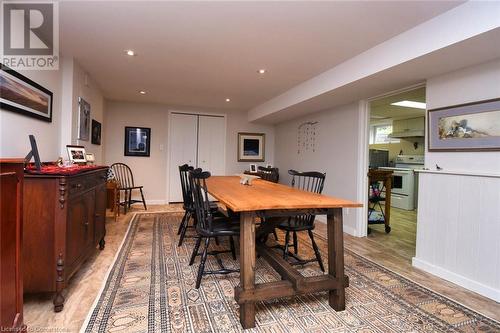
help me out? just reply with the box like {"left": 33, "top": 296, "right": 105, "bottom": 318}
{"left": 225, "top": 98, "right": 231, "bottom": 102}
{"left": 257, "top": 69, "right": 266, "bottom": 74}
{"left": 391, "top": 100, "right": 426, "bottom": 109}
{"left": 125, "top": 50, "right": 136, "bottom": 56}
{"left": 139, "top": 90, "right": 146, "bottom": 95}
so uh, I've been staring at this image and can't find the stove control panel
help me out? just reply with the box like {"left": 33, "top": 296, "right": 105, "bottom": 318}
{"left": 396, "top": 155, "right": 425, "bottom": 164}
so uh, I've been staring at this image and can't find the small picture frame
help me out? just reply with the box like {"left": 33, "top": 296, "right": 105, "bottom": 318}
{"left": 238, "top": 132, "right": 265, "bottom": 162}
{"left": 249, "top": 164, "right": 257, "bottom": 173}
{"left": 124, "top": 126, "right": 151, "bottom": 157}
{"left": 266, "top": 164, "right": 272, "bottom": 168}
{"left": 66, "top": 145, "right": 87, "bottom": 163}
{"left": 85, "top": 153, "right": 95, "bottom": 164}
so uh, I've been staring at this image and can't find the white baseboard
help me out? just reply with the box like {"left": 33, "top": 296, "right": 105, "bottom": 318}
{"left": 412, "top": 257, "right": 500, "bottom": 302}
{"left": 146, "top": 200, "right": 167, "bottom": 205}
{"left": 314, "top": 216, "right": 358, "bottom": 237}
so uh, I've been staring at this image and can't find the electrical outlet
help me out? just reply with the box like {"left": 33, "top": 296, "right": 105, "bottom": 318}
{"left": 159, "top": 144, "right": 164, "bottom": 151}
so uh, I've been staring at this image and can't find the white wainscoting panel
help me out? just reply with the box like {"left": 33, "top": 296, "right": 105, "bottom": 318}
{"left": 414, "top": 172, "right": 500, "bottom": 302}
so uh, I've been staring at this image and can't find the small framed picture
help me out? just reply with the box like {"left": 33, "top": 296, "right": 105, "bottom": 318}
{"left": 238, "top": 132, "right": 265, "bottom": 162}
{"left": 249, "top": 164, "right": 257, "bottom": 173}
{"left": 266, "top": 164, "right": 272, "bottom": 168}
{"left": 66, "top": 145, "right": 87, "bottom": 163}
{"left": 125, "top": 126, "right": 151, "bottom": 157}
{"left": 85, "top": 153, "right": 95, "bottom": 164}
{"left": 91, "top": 119, "right": 101, "bottom": 145}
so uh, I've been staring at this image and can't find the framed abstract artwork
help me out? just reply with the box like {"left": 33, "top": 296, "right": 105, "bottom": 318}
{"left": 78, "top": 97, "right": 91, "bottom": 141}
{"left": 428, "top": 98, "right": 500, "bottom": 151}
{"left": 238, "top": 132, "right": 265, "bottom": 162}
{"left": 0, "top": 64, "right": 53, "bottom": 122}
{"left": 124, "top": 126, "right": 151, "bottom": 157}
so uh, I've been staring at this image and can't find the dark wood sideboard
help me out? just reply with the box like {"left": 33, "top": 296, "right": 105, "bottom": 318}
{"left": 23, "top": 168, "right": 108, "bottom": 312}
{"left": 0, "top": 159, "right": 25, "bottom": 331}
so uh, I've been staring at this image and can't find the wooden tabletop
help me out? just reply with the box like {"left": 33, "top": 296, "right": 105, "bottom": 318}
{"left": 206, "top": 176, "right": 362, "bottom": 212}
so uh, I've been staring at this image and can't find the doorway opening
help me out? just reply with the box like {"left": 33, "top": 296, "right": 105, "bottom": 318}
{"left": 366, "top": 85, "right": 426, "bottom": 261}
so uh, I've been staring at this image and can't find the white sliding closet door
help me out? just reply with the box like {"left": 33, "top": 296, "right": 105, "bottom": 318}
{"left": 169, "top": 113, "right": 198, "bottom": 202}
{"left": 197, "top": 116, "right": 225, "bottom": 176}
{"left": 168, "top": 113, "right": 226, "bottom": 203}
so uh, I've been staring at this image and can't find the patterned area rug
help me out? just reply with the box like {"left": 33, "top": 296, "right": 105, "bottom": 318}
{"left": 81, "top": 213, "right": 500, "bottom": 333}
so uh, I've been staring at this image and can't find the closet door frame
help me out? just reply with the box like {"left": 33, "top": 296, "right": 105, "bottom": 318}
{"left": 166, "top": 110, "right": 227, "bottom": 203}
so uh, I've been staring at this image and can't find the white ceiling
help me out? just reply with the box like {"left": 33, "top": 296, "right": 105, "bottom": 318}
{"left": 60, "top": 1, "right": 462, "bottom": 111}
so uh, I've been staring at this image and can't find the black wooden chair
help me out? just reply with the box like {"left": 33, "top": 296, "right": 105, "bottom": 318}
{"left": 177, "top": 164, "right": 220, "bottom": 246}
{"left": 188, "top": 168, "right": 239, "bottom": 289}
{"left": 257, "top": 166, "right": 279, "bottom": 183}
{"left": 110, "top": 163, "right": 147, "bottom": 213}
{"left": 273, "top": 169, "right": 326, "bottom": 272}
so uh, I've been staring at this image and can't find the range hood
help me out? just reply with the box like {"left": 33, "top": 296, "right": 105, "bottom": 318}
{"left": 389, "top": 129, "right": 425, "bottom": 138}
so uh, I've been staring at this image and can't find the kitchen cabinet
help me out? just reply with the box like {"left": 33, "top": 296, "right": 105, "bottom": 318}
{"left": 392, "top": 117, "right": 424, "bottom": 133}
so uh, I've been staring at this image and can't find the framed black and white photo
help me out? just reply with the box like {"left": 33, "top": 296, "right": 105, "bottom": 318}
{"left": 66, "top": 145, "right": 87, "bottom": 163}
{"left": 124, "top": 126, "right": 151, "bottom": 157}
{"left": 238, "top": 132, "right": 265, "bottom": 162}
{"left": 0, "top": 64, "right": 53, "bottom": 122}
{"left": 428, "top": 98, "right": 500, "bottom": 151}
{"left": 78, "top": 97, "right": 91, "bottom": 141}
{"left": 91, "top": 119, "right": 102, "bottom": 145}
{"left": 249, "top": 164, "right": 257, "bottom": 173}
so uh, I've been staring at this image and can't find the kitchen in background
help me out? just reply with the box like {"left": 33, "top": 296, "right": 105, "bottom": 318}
{"left": 367, "top": 86, "right": 426, "bottom": 251}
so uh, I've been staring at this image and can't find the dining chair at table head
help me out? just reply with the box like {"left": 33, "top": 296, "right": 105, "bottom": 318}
{"left": 274, "top": 169, "right": 327, "bottom": 272}
{"left": 257, "top": 166, "right": 279, "bottom": 183}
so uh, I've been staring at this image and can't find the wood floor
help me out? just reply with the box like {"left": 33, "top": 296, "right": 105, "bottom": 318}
{"left": 315, "top": 207, "right": 500, "bottom": 322}
{"left": 23, "top": 205, "right": 499, "bottom": 332}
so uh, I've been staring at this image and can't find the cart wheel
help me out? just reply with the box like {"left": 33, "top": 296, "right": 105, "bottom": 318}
{"left": 385, "top": 225, "right": 391, "bottom": 234}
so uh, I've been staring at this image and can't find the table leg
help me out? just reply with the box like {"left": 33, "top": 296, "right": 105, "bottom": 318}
{"left": 327, "top": 208, "right": 345, "bottom": 310}
{"left": 238, "top": 211, "right": 256, "bottom": 328}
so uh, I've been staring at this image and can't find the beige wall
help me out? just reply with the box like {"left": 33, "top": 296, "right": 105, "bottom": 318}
{"left": 0, "top": 66, "right": 63, "bottom": 160}
{"left": 0, "top": 57, "right": 103, "bottom": 162}
{"left": 103, "top": 101, "right": 275, "bottom": 203}
{"left": 274, "top": 102, "right": 363, "bottom": 235}
{"left": 71, "top": 61, "right": 105, "bottom": 163}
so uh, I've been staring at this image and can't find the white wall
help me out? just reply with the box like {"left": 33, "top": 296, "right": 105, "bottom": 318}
{"left": 274, "top": 103, "right": 363, "bottom": 235}
{"left": 0, "top": 58, "right": 104, "bottom": 162}
{"left": 414, "top": 58, "right": 500, "bottom": 302}
{"left": 71, "top": 61, "right": 105, "bottom": 163}
{"left": 425, "top": 58, "right": 500, "bottom": 172}
{"left": 103, "top": 102, "right": 275, "bottom": 203}
{"left": 0, "top": 67, "right": 62, "bottom": 160}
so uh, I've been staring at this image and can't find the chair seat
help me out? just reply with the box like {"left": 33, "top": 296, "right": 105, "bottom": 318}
{"left": 199, "top": 216, "right": 240, "bottom": 237}
{"left": 277, "top": 217, "right": 315, "bottom": 231}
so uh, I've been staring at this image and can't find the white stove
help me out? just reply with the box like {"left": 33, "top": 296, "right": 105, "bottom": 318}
{"left": 379, "top": 155, "right": 424, "bottom": 210}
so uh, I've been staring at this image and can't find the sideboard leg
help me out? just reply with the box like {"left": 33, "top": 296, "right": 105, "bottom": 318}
{"left": 53, "top": 254, "right": 65, "bottom": 312}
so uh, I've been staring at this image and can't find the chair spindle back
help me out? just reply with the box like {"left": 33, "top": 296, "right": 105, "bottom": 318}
{"left": 179, "top": 164, "right": 194, "bottom": 210}
{"left": 288, "top": 169, "right": 326, "bottom": 227}
{"left": 189, "top": 169, "right": 214, "bottom": 233}
{"left": 110, "top": 163, "right": 135, "bottom": 189}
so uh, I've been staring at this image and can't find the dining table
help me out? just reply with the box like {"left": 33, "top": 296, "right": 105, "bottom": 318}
{"left": 205, "top": 176, "right": 363, "bottom": 329}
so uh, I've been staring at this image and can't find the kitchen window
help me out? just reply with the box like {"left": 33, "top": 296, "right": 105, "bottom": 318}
{"left": 369, "top": 124, "right": 400, "bottom": 144}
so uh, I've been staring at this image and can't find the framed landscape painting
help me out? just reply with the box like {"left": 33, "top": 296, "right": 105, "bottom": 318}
{"left": 0, "top": 64, "right": 53, "bottom": 122}
{"left": 428, "top": 98, "right": 500, "bottom": 151}
{"left": 238, "top": 132, "right": 265, "bottom": 162}
{"left": 125, "top": 126, "right": 151, "bottom": 157}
